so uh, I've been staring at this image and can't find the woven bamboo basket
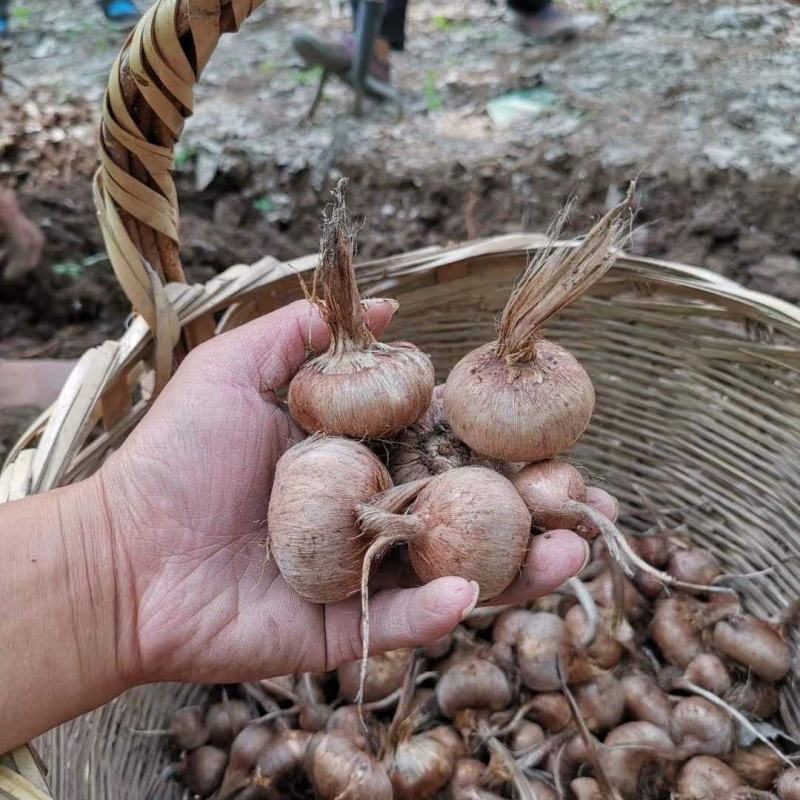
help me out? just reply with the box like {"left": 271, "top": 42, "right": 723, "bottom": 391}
{"left": 2, "top": 2, "right": 800, "bottom": 798}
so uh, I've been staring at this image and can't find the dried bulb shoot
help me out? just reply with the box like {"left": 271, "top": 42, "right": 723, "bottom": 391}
{"left": 443, "top": 192, "right": 633, "bottom": 462}
{"left": 288, "top": 181, "right": 433, "bottom": 438}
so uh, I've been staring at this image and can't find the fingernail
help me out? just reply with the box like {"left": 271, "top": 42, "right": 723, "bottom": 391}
{"left": 578, "top": 539, "right": 592, "bottom": 573}
{"left": 364, "top": 297, "right": 400, "bottom": 312}
{"left": 459, "top": 580, "right": 481, "bottom": 621}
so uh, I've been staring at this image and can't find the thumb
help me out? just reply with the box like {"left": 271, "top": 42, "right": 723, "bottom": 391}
{"left": 323, "top": 577, "right": 480, "bottom": 669}
{"left": 192, "top": 298, "right": 398, "bottom": 392}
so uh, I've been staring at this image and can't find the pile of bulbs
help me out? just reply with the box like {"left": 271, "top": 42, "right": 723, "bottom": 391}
{"left": 161, "top": 184, "right": 798, "bottom": 799}
{"left": 163, "top": 539, "right": 798, "bottom": 799}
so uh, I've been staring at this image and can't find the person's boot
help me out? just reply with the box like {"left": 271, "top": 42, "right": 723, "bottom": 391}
{"left": 99, "top": 0, "right": 140, "bottom": 30}
{"left": 292, "top": 31, "right": 392, "bottom": 87}
{"left": 512, "top": 3, "right": 579, "bottom": 41}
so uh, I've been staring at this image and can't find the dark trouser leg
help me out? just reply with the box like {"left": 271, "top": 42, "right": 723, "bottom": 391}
{"left": 350, "top": 0, "right": 409, "bottom": 50}
{"left": 0, "top": 0, "right": 10, "bottom": 17}
{"left": 507, "top": 0, "right": 553, "bottom": 13}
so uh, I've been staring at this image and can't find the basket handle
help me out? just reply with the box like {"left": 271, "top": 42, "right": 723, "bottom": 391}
{"left": 94, "top": 0, "right": 265, "bottom": 388}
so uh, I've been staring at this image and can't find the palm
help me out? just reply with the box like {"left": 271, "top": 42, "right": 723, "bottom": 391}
{"left": 108, "top": 355, "right": 322, "bottom": 682}
{"left": 101, "top": 300, "right": 589, "bottom": 686}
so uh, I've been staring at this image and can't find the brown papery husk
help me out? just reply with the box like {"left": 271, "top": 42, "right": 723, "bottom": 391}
{"left": 620, "top": 672, "right": 674, "bottom": 730}
{"left": 442, "top": 190, "right": 633, "bottom": 463}
{"left": 576, "top": 672, "right": 625, "bottom": 733}
{"left": 296, "top": 673, "right": 332, "bottom": 732}
{"left": 435, "top": 656, "right": 512, "bottom": 719}
{"left": 255, "top": 729, "right": 312, "bottom": 781}
{"left": 359, "top": 466, "right": 531, "bottom": 603}
{"left": 669, "top": 696, "right": 736, "bottom": 757}
{"left": 183, "top": 745, "right": 228, "bottom": 798}
{"left": 713, "top": 615, "right": 791, "bottom": 682}
{"left": 287, "top": 182, "right": 433, "bottom": 438}
{"left": 675, "top": 755, "right": 745, "bottom": 799}
{"left": 380, "top": 655, "right": 460, "bottom": 800}
{"left": 389, "top": 384, "right": 472, "bottom": 484}
{"left": 571, "top": 777, "right": 603, "bottom": 800}
{"left": 338, "top": 648, "right": 411, "bottom": 704}
{"left": 602, "top": 721, "right": 676, "bottom": 800}
{"left": 777, "top": 768, "right": 800, "bottom": 800}
{"left": 527, "top": 692, "right": 573, "bottom": 733}
{"left": 516, "top": 612, "right": 573, "bottom": 692}
{"left": 306, "top": 732, "right": 393, "bottom": 800}
{"left": 267, "top": 436, "right": 391, "bottom": 604}
{"left": 514, "top": 460, "right": 732, "bottom": 605}
{"left": 727, "top": 744, "right": 785, "bottom": 790}
{"left": 169, "top": 705, "right": 209, "bottom": 751}
{"left": 385, "top": 730, "right": 456, "bottom": 800}
{"left": 206, "top": 699, "right": 252, "bottom": 747}
{"left": 651, "top": 595, "right": 705, "bottom": 669}
{"left": 724, "top": 681, "right": 780, "bottom": 719}
{"left": 217, "top": 725, "right": 273, "bottom": 799}
{"left": 683, "top": 653, "right": 732, "bottom": 696}
{"left": 564, "top": 603, "right": 624, "bottom": 671}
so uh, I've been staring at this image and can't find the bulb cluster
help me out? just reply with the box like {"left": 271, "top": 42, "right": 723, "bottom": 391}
{"left": 164, "top": 184, "right": 798, "bottom": 799}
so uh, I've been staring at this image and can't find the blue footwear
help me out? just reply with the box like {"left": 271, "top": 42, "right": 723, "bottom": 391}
{"left": 0, "top": 14, "right": 9, "bottom": 38}
{"left": 100, "top": 0, "right": 140, "bottom": 28}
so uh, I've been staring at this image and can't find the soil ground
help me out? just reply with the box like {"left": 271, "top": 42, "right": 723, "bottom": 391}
{"left": 1, "top": 0, "right": 799, "bottom": 450}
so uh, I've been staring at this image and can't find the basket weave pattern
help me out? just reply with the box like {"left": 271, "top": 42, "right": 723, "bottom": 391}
{"left": 1, "top": 2, "right": 799, "bottom": 798}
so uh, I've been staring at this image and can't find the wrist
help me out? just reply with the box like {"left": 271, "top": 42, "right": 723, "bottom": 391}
{"left": 0, "top": 476, "right": 136, "bottom": 752}
{"left": 82, "top": 469, "right": 144, "bottom": 690}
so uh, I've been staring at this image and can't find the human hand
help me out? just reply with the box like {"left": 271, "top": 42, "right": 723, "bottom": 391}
{"left": 98, "top": 299, "right": 592, "bottom": 688}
